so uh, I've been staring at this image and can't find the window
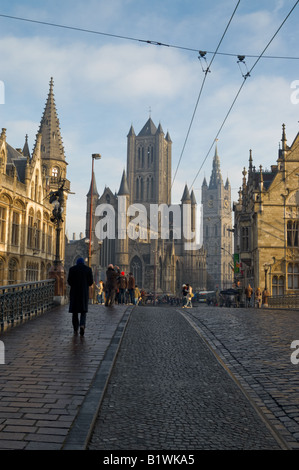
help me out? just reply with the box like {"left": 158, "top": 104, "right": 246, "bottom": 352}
{"left": 27, "top": 211, "right": 34, "bottom": 248}
{"left": 0, "top": 258, "right": 4, "bottom": 285}
{"left": 26, "top": 262, "right": 38, "bottom": 282}
{"left": 241, "top": 226, "right": 249, "bottom": 251}
{"left": 8, "top": 258, "right": 17, "bottom": 284}
{"left": 287, "top": 220, "right": 299, "bottom": 247}
{"left": 52, "top": 167, "right": 59, "bottom": 178}
{"left": 0, "top": 207, "right": 6, "bottom": 243}
{"left": 11, "top": 212, "right": 20, "bottom": 246}
{"left": 288, "top": 263, "right": 299, "bottom": 290}
{"left": 272, "top": 276, "right": 284, "bottom": 295}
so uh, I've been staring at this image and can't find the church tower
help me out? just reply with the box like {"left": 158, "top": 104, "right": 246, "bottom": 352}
{"left": 202, "top": 144, "right": 233, "bottom": 290}
{"left": 35, "top": 77, "right": 70, "bottom": 266}
{"left": 126, "top": 117, "right": 172, "bottom": 209}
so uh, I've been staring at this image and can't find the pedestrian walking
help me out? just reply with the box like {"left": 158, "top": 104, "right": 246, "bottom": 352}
{"left": 255, "top": 287, "right": 262, "bottom": 308}
{"left": 97, "top": 280, "right": 104, "bottom": 304}
{"left": 128, "top": 272, "right": 135, "bottom": 305}
{"left": 181, "top": 284, "right": 188, "bottom": 307}
{"left": 105, "top": 264, "right": 119, "bottom": 306}
{"left": 134, "top": 285, "right": 141, "bottom": 305}
{"left": 245, "top": 283, "right": 253, "bottom": 307}
{"left": 185, "top": 284, "right": 193, "bottom": 308}
{"left": 67, "top": 257, "right": 93, "bottom": 336}
{"left": 118, "top": 271, "right": 127, "bottom": 304}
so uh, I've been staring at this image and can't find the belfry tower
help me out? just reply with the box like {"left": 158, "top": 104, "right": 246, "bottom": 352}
{"left": 202, "top": 144, "right": 233, "bottom": 290}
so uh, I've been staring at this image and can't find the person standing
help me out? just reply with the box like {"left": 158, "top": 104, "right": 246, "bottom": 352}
{"left": 105, "top": 264, "right": 118, "bottom": 306}
{"left": 255, "top": 287, "right": 262, "bottom": 308}
{"left": 185, "top": 284, "right": 193, "bottom": 308}
{"left": 128, "top": 272, "right": 135, "bottom": 305}
{"left": 245, "top": 283, "right": 253, "bottom": 308}
{"left": 118, "top": 271, "right": 127, "bottom": 304}
{"left": 97, "top": 280, "right": 104, "bottom": 304}
{"left": 68, "top": 258, "right": 93, "bottom": 336}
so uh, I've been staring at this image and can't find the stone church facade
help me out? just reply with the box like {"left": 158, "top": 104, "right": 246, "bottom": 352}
{"left": 86, "top": 118, "right": 207, "bottom": 295}
{"left": 0, "top": 78, "right": 70, "bottom": 285}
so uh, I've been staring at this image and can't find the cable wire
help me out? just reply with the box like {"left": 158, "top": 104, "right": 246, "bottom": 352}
{"left": 170, "top": 0, "right": 241, "bottom": 197}
{"left": 189, "top": 0, "right": 299, "bottom": 190}
{"left": 0, "top": 12, "right": 298, "bottom": 60}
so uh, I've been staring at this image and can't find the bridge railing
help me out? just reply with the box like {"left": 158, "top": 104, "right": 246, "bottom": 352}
{"left": 0, "top": 279, "right": 55, "bottom": 330}
{"left": 268, "top": 294, "right": 299, "bottom": 309}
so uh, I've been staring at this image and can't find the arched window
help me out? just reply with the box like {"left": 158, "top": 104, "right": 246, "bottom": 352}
{"left": 130, "top": 256, "right": 142, "bottom": 287}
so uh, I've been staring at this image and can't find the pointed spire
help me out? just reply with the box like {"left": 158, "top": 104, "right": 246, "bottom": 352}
{"left": 118, "top": 170, "right": 130, "bottom": 195}
{"left": 202, "top": 176, "right": 208, "bottom": 187}
{"left": 281, "top": 123, "right": 288, "bottom": 159}
{"left": 138, "top": 117, "right": 157, "bottom": 136}
{"left": 165, "top": 131, "right": 172, "bottom": 142}
{"left": 209, "top": 142, "right": 223, "bottom": 188}
{"left": 36, "top": 77, "right": 65, "bottom": 162}
{"left": 190, "top": 189, "right": 197, "bottom": 205}
{"left": 87, "top": 171, "right": 99, "bottom": 197}
{"left": 127, "top": 124, "right": 135, "bottom": 137}
{"left": 156, "top": 123, "right": 164, "bottom": 135}
{"left": 181, "top": 184, "right": 191, "bottom": 202}
{"left": 22, "top": 134, "right": 31, "bottom": 158}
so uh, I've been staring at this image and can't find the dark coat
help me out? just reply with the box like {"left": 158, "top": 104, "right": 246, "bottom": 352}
{"left": 105, "top": 267, "right": 118, "bottom": 290}
{"left": 68, "top": 263, "right": 93, "bottom": 313}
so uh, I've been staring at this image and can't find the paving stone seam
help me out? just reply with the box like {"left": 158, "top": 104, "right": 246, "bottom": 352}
{"left": 61, "top": 306, "right": 133, "bottom": 450}
{"left": 179, "top": 309, "right": 291, "bottom": 451}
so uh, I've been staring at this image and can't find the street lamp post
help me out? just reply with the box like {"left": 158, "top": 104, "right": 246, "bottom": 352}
{"left": 88, "top": 153, "right": 101, "bottom": 268}
{"left": 49, "top": 181, "right": 66, "bottom": 304}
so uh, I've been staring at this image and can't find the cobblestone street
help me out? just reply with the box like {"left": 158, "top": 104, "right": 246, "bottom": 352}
{"left": 88, "top": 305, "right": 299, "bottom": 450}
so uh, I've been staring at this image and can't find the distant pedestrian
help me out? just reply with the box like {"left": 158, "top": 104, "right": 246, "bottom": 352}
{"left": 67, "top": 258, "right": 93, "bottom": 336}
{"left": 245, "top": 284, "right": 253, "bottom": 307}
{"left": 118, "top": 271, "right": 127, "bottom": 304}
{"left": 97, "top": 280, "right": 104, "bottom": 304}
{"left": 105, "top": 264, "right": 118, "bottom": 306}
{"left": 185, "top": 284, "right": 193, "bottom": 308}
{"left": 134, "top": 285, "right": 141, "bottom": 305}
{"left": 128, "top": 272, "right": 135, "bottom": 304}
{"left": 255, "top": 287, "right": 262, "bottom": 308}
{"left": 181, "top": 284, "right": 188, "bottom": 307}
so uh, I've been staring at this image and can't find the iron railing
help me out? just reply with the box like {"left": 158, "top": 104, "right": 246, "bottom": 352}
{"left": 268, "top": 294, "right": 299, "bottom": 309}
{"left": 0, "top": 279, "right": 55, "bottom": 330}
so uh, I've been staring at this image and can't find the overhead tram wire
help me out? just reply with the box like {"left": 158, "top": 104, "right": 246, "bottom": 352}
{"left": 170, "top": 0, "right": 241, "bottom": 197}
{"left": 189, "top": 0, "right": 299, "bottom": 190}
{"left": 0, "top": 13, "right": 298, "bottom": 61}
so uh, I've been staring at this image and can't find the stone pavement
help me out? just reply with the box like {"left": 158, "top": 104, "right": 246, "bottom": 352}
{"left": 0, "top": 303, "right": 132, "bottom": 450}
{"left": 88, "top": 306, "right": 290, "bottom": 451}
{"left": 1, "top": 302, "right": 298, "bottom": 451}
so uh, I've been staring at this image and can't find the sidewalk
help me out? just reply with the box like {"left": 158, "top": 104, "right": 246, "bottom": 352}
{"left": 0, "top": 303, "right": 131, "bottom": 450}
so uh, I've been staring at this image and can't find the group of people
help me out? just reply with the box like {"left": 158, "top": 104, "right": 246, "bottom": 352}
{"left": 98, "top": 264, "right": 143, "bottom": 307}
{"left": 181, "top": 283, "right": 193, "bottom": 308}
{"left": 245, "top": 283, "right": 270, "bottom": 308}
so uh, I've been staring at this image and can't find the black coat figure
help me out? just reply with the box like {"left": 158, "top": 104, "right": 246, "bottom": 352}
{"left": 67, "top": 258, "right": 93, "bottom": 335}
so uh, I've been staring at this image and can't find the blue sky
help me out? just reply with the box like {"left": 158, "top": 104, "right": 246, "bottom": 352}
{"left": 0, "top": 0, "right": 298, "bottom": 238}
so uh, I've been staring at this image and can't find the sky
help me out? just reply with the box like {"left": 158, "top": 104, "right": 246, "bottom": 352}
{"left": 0, "top": 0, "right": 298, "bottom": 239}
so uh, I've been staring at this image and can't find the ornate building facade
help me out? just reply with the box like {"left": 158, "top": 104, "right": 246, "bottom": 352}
{"left": 201, "top": 145, "right": 233, "bottom": 290}
{"left": 233, "top": 124, "right": 299, "bottom": 296}
{"left": 0, "top": 78, "right": 69, "bottom": 285}
{"left": 84, "top": 117, "right": 207, "bottom": 294}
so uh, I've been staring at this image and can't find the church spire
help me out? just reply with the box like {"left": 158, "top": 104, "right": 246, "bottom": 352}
{"left": 209, "top": 143, "right": 223, "bottom": 188}
{"left": 37, "top": 77, "right": 65, "bottom": 162}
